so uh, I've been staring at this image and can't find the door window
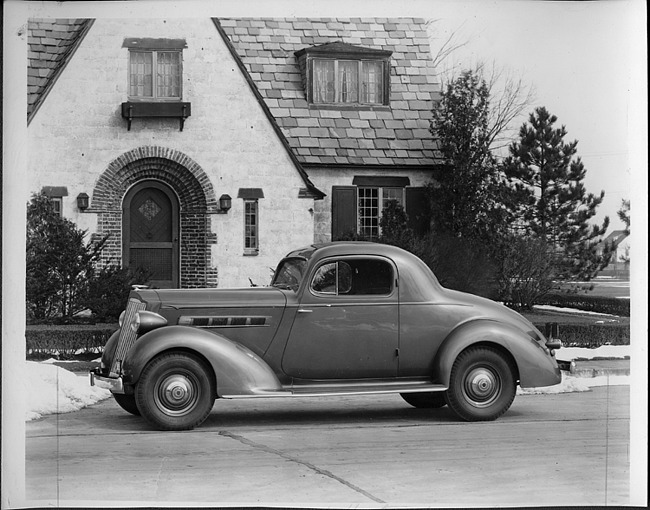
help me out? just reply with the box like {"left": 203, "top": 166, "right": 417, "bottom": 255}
{"left": 311, "top": 258, "right": 393, "bottom": 296}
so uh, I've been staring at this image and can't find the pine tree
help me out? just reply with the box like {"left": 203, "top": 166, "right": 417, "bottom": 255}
{"left": 430, "top": 69, "right": 513, "bottom": 242}
{"left": 502, "top": 107, "right": 611, "bottom": 280}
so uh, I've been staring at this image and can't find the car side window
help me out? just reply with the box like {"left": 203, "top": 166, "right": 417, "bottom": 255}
{"left": 312, "top": 261, "right": 352, "bottom": 295}
{"left": 311, "top": 258, "right": 393, "bottom": 296}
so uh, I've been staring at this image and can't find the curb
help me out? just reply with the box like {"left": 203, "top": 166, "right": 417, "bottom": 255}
{"left": 570, "top": 368, "right": 630, "bottom": 378}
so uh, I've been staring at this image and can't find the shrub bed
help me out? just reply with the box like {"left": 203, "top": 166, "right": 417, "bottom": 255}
{"left": 536, "top": 293, "right": 630, "bottom": 317}
{"left": 26, "top": 324, "right": 117, "bottom": 360}
{"left": 532, "top": 322, "right": 630, "bottom": 348}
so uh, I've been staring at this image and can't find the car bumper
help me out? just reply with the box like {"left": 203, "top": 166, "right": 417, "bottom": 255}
{"left": 90, "top": 369, "right": 124, "bottom": 393}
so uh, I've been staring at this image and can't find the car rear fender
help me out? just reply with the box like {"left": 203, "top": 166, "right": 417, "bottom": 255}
{"left": 121, "top": 325, "right": 283, "bottom": 396}
{"left": 433, "top": 319, "right": 561, "bottom": 388}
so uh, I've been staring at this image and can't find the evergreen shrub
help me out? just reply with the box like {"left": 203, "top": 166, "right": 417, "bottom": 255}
{"left": 532, "top": 322, "right": 629, "bottom": 348}
{"left": 26, "top": 324, "right": 117, "bottom": 360}
{"left": 536, "top": 293, "right": 630, "bottom": 317}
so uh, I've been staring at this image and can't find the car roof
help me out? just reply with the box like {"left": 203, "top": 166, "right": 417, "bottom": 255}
{"left": 284, "top": 241, "right": 407, "bottom": 260}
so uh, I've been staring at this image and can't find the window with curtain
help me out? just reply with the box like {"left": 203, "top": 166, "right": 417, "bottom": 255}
{"left": 312, "top": 58, "right": 385, "bottom": 105}
{"left": 129, "top": 50, "right": 182, "bottom": 100}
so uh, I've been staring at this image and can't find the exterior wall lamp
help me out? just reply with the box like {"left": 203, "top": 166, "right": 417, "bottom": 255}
{"left": 76, "top": 192, "right": 90, "bottom": 211}
{"left": 219, "top": 194, "right": 232, "bottom": 213}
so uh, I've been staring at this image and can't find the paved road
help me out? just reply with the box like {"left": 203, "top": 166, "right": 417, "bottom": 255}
{"left": 26, "top": 386, "right": 629, "bottom": 507}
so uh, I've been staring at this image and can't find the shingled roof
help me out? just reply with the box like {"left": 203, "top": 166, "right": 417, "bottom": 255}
{"left": 216, "top": 18, "right": 441, "bottom": 168}
{"left": 27, "top": 18, "right": 94, "bottom": 122}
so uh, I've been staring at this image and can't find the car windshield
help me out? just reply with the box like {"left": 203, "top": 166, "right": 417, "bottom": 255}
{"left": 271, "top": 258, "right": 307, "bottom": 291}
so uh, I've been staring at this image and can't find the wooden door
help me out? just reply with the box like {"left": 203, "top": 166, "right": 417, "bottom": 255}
{"left": 123, "top": 181, "right": 179, "bottom": 288}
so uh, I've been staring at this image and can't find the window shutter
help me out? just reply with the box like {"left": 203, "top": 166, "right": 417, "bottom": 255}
{"left": 405, "top": 187, "right": 430, "bottom": 235}
{"left": 331, "top": 186, "right": 358, "bottom": 240}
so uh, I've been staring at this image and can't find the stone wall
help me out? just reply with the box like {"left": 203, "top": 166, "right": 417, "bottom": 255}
{"left": 27, "top": 18, "right": 315, "bottom": 288}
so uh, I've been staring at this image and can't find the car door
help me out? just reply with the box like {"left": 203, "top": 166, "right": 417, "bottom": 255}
{"left": 281, "top": 256, "right": 399, "bottom": 380}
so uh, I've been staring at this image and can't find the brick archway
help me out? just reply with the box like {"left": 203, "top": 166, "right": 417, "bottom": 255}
{"left": 91, "top": 147, "right": 219, "bottom": 288}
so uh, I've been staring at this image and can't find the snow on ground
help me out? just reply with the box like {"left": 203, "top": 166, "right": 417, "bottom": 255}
{"left": 25, "top": 361, "right": 111, "bottom": 422}
{"left": 24, "top": 344, "right": 631, "bottom": 422}
{"left": 534, "top": 304, "right": 619, "bottom": 316}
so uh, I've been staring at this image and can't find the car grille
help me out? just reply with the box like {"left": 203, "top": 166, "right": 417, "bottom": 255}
{"left": 109, "top": 298, "right": 146, "bottom": 378}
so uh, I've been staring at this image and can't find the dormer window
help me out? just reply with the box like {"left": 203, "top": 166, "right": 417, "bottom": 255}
{"left": 313, "top": 59, "right": 384, "bottom": 105}
{"left": 295, "top": 42, "right": 392, "bottom": 107}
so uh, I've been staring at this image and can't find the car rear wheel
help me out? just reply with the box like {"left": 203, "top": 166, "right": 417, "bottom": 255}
{"left": 135, "top": 352, "right": 215, "bottom": 431}
{"left": 446, "top": 346, "right": 516, "bottom": 421}
{"left": 400, "top": 392, "right": 447, "bottom": 408}
{"left": 112, "top": 392, "right": 140, "bottom": 416}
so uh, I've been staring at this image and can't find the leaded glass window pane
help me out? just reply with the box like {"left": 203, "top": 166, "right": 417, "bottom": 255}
{"left": 156, "top": 51, "right": 181, "bottom": 98}
{"left": 129, "top": 51, "right": 153, "bottom": 97}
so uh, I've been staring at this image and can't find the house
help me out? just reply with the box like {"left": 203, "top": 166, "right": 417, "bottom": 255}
{"left": 596, "top": 230, "right": 630, "bottom": 278}
{"left": 27, "top": 17, "right": 441, "bottom": 289}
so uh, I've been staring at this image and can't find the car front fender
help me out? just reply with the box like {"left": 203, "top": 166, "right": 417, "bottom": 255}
{"left": 433, "top": 319, "right": 561, "bottom": 388}
{"left": 121, "top": 325, "right": 283, "bottom": 397}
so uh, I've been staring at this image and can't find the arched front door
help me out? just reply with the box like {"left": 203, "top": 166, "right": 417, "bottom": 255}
{"left": 123, "top": 181, "right": 179, "bottom": 288}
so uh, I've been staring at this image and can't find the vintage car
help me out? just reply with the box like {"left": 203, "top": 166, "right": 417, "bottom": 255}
{"left": 91, "top": 241, "right": 569, "bottom": 430}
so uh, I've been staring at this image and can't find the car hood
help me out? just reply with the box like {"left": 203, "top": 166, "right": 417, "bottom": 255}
{"left": 132, "top": 286, "right": 288, "bottom": 311}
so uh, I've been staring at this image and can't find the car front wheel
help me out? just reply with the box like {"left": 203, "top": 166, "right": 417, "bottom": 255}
{"left": 446, "top": 346, "right": 516, "bottom": 421}
{"left": 135, "top": 352, "right": 215, "bottom": 431}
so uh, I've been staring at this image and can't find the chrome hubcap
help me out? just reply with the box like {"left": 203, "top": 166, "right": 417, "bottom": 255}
{"left": 462, "top": 367, "right": 501, "bottom": 408}
{"left": 155, "top": 373, "right": 198, "bottom": 416}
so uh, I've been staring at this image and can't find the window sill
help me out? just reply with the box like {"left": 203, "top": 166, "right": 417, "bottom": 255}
{"left": 121, "top": 101, "right": 191, "bottom": 131}
{"left": 243, "top": 250, "right": 259, "bottom": 256}
{"left": 308, "top": 103, "right": 390, "bottom": 111}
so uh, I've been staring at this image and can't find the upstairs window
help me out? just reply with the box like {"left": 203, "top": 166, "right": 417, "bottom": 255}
{"left": 295, "top": 42, "right": 391, "bottom": 107}
{"left": 313, "top": 59, "right": 385, "bottom": 105}
{"left": 129, "top": 50, "right": 181, "bottom": 100}
{"left": 123, "top": 38, "right": 186, "bottom": 101}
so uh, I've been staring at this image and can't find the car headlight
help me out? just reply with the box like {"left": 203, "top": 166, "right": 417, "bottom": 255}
{"left": 130, "top": 311, "right": 167, "bottom": 334}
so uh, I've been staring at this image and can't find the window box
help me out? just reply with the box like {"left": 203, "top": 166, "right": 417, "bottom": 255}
{"left": 121, "top": 101, "right": 191, "bottom": 131}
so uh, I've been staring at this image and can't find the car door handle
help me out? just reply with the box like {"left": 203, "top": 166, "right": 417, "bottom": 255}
{"left": 297, "top": 309, "right": 313, "bottom": 313}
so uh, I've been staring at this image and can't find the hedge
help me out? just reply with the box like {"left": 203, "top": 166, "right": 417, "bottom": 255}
{"left": 26, "top": 320, "right": 628, "bottom": 360}
{"left": 533, "top": 322, "right": 630, "bottom": 348}
{"left": 26, "top": 324, "right": 118, "bottom": 360}
{"left": 536, "top": 293, "right": 630, "bottom": 317}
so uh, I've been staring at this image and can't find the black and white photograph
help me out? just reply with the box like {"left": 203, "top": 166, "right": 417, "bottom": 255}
{"left": 2, "top": 0, "right": 647, "bottom": 507}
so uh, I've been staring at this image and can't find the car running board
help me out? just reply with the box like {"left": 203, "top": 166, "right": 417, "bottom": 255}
{"left": 222, "top": 381, "right": 447, "bottom": 399}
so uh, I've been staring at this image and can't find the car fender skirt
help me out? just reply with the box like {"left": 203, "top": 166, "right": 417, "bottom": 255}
{"left": 433, "top": 320, "right": 561, "bottom": 388}
{"left": 122, "top": 326, "right": 283, "bottom": 396}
